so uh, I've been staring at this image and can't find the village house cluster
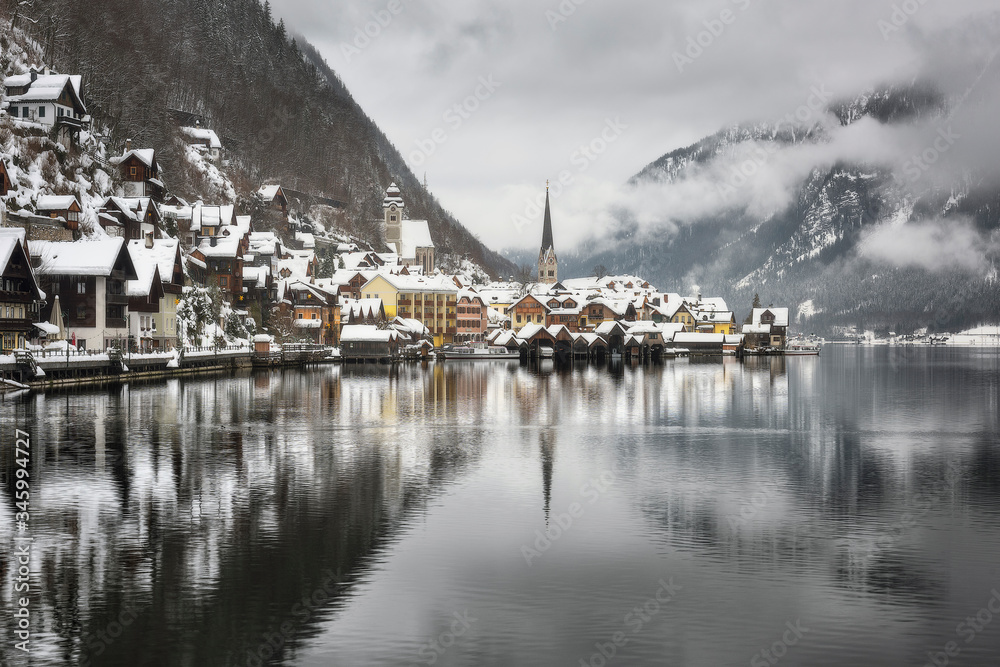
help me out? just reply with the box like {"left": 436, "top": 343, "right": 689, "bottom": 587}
{"left": 0, "top": 66, "right": 791, "bottom": 360}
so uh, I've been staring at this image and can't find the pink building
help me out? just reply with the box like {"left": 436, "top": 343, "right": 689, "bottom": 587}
{"left": 456, "top": 292, "right": 488, "bottom": 342}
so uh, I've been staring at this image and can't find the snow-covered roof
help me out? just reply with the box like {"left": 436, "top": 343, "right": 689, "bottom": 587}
{"left": 30, "top": 238, "right": 134, "bottom": 277}
{"left": 752, "top": 308, "right": 790, "bottom": 328}
{"left": 126, "top": 257, "right": 160, "bottom": 298}
{"left": 117, "top": 148, "right": 156, "bottom": 168}
{"left": 296, "top": 231, "right": 315, "bottom": 249}
{"left": 180, "top": 126, "right": 222, "bottom": 149}
{"left": 197, "top": 236, "right": 242, "bottom": 258}
{"left": 127, "top": 239, "right": 181, "bottom": 285}
{"left": 257, "top": 184, "right": 283, "bottom": 201}
{"left": 36, "top": 195, "right": 80, "bottom": 212}
{"left": 341, "top": 298, "right": 383, "bottom": 319}
{"left": 341, "top": 325, "right": 393, "bottom": 343}
{"left": 248, "top": 232, "right": 280, "bottom": 255}
{"left": 363, "top": 273, "right": 457, "bottom": 294}
{"left": 4, "top": 73, "right": 86, "bottom": 113}
{"left": 398, "top": 219, "right": 434, "bottom": 258}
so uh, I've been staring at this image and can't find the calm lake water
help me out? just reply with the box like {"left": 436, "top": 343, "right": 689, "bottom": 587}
{"left": 2, "top": 347, "right": 1000, "bottom": 666}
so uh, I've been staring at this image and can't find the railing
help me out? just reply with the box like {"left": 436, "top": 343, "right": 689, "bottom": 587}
{"left": 106, "top": 293, "right": 129, "bottom": 305}
{"left": 106, "top": 318, "right": 128, "bottom": 328}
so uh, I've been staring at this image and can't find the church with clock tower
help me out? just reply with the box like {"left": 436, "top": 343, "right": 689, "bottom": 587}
{"left": 537, "top": 183, "right": 558, "bottom": 285}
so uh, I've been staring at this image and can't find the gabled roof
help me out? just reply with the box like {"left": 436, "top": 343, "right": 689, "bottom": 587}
{"left": 36, "top": 195, "right": 81, "bottom": 212}
{"left": 257, "top": 184, "right": 285, "bottom": 201}
{"left": 30, "top": 238, "right": 138, "bottom": 278}
{"left": 4, "top": 72, "right": 87, "bottom": 115}
{"left": 127, "top": 239, "right": 183, "bottom": 286}
{"left": 0, "top": 237, "right": 42, "bottom": 300}
{"left": 752, "top": 308, "right": 789, "bottom": 328}
{"left": 399, "top": 219, "right": 434, "bottom": 258}
{"left": 117, "top": 148, "right": 157, "bottom": 170}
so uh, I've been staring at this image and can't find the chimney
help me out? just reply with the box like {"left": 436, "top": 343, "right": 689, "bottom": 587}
{"left": 42, "top": 66, "right": 51, "bottom": 76}
{"left": 125, "top": 138, "right": 132, "bottom": 153}
{"left": 144, "top": 232, "right": 154, "bottom": 249}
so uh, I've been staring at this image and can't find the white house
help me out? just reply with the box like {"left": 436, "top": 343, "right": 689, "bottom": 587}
{"left": 3, "top": 68, "right": 88, "bottom": 142}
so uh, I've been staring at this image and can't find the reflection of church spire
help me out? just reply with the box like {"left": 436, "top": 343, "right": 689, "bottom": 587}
{"left": 541, "top": 430, "right": 554, "bottom": 525}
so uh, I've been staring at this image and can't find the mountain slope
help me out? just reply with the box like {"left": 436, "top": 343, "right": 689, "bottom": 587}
{"left": 10, "top": 0, "right": 514, "bottom": 277}
{"left": 562, "top": 79, "right": 1000, "bottom": 333}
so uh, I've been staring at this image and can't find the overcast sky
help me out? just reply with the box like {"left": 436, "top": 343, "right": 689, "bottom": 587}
{"left": 270, "top": 0, "right": 1000, "bottom": 253}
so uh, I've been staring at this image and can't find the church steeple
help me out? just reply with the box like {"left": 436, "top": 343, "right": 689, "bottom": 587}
{"left": 538, "top": 181, "right": 558, "bottom": 284}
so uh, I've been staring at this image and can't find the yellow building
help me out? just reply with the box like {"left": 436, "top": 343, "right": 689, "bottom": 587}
{"left": 361, "top": 274, "right": 458, "bottom": 347}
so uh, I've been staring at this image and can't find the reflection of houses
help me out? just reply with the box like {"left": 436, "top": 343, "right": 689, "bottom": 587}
{"left": 0, "top": 233, "right": 44, "bottom": 351}
{"left": 743, "top": 308, "right": 790, "bottom": 350}
{"left": 30, "top": 238, "right": 138, "bottom": 351}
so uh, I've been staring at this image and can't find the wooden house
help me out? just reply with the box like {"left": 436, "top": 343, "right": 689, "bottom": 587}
{"left": 115, "top": 144, "right": 165, "bottom": 201}
{"left": 35, "top": 195, "right": 82, "bottom": 231}
{"left": 30, "top": 238, "right": 138, "bottom": 351}
{"left": 0, "top": 235, "right": 44, "bottom": 352}
{"left": 0, "top": 159, "right": 14, "bottom": 197}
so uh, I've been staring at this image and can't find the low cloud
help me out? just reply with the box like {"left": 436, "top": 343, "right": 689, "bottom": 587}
{"left": 860, "top": 217, "right": 993, "bottom": 272}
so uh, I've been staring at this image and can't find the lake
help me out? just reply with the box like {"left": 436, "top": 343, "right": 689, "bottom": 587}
{"left": 2, "top": 346, "right": 1000, "bottom": 666}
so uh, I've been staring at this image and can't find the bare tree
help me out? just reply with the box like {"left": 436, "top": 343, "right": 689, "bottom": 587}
{"left": 593, "top": 264, "right": 609, "bottom": 280}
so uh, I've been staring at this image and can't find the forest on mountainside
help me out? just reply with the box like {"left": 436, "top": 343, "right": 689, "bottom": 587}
{"left": 5, "top": 0, "right": 514, "bottom": 276}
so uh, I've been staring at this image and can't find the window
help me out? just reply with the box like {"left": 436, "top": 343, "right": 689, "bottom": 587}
{"left": 50, "top": 282, "right": 60, "bottom": 295}
{"left": 298, "top": 313, "right": 303, "bottom": 319}
{"left": 130, "top": 166, "right": 137, "bottom": 177}
{"left": 220, "top": 277, "right": 228, "bottom": 288}
{"left": 9, "top": 107, "right": 17, "bottom": 118}
{"left": 76, "top": 305, "right": 86, "bottom": 319}
{"left": 312, "top": 313, "right": 317, "bottom": 319}
{"left": 38, "top": 106, "right": 45, "bottom": 118}
{"left": 77, "top": 281, "right": 86, "bottom": 294}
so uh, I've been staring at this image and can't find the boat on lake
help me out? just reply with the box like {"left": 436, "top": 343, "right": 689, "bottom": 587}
{"left": 785, "top": 341, "right": 822, "bottom": 356}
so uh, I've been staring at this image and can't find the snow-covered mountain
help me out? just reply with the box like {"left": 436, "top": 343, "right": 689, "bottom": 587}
{"left": 561, "top": 77, "right": 1000, "bottom": 333}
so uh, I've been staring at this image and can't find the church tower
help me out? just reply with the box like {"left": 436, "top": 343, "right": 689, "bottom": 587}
{"left": 383, "top": 183, "right": 404, "bottom": 254}
{"left": 537, "top": 182, "right": 558, "bottom": 285}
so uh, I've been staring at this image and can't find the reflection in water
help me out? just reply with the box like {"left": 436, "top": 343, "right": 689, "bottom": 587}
{"left": 0, "top": 347, "right": 998, "bottom": 666}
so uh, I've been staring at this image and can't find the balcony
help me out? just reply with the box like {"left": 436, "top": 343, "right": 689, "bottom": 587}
{"left": 106, "top": 317, "right": 127, "bottom": 329}
{"left": 106, "top": 292, "right": 128, "bottom": 305}
{"left": 398, "top": 299, "right": 413, "bottom": 306}
{"left": 0, "top": 317, "right": 35, "bottom": 331}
